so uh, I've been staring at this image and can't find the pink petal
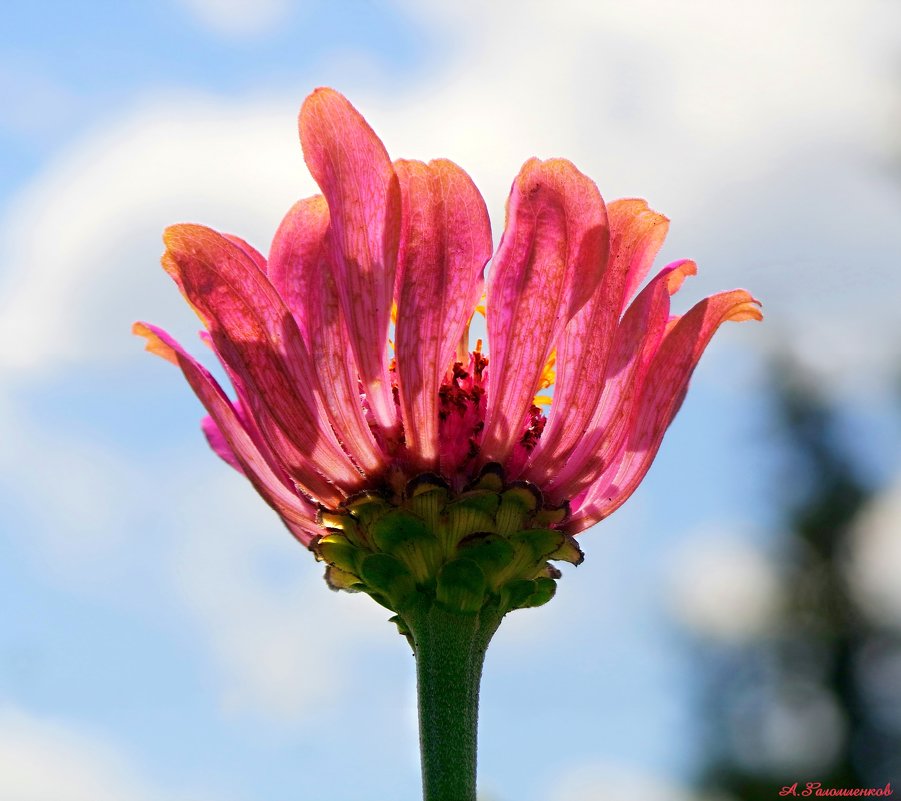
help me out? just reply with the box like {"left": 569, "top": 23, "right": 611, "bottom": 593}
{"left": 268, "top": 196, "right": 387, "bottom": 476}
{"left": 161, "top": 223, "right": 363, "bottom": 499}
{"left": 394, "top": 158, "right": 492, "bottom": 468}
{"left": 481, "top": 158, "right": 609, "bottom": 464}
{"left": 221, "top": 234, "right": 267, "bottom": 272}
{"left": 566, "top": 288, "right": 762, "bottom": 532}
{"left": 134, "top": 322, "right": 320, "bottom": 544}
{"left": 550, "top": 260, "right": 697, "bottom": 499}
{"left": 614, "top": 199, "right": 670, "bottom": 309}
{"left": 523, "top": 198, "right": 668, "bottom": 483}
{"left": 299, "top": 88, "right": 401, "bottom": 434}
{"left": 201, "top": 415, "right": 244, "bottom": 472}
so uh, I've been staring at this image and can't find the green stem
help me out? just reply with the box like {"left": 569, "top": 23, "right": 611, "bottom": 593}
{"left": 407, "top": 603, "right": 501, "bottom": 801}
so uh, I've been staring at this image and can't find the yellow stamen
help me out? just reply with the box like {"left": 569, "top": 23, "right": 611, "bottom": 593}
{"left": 537, "top": 349, "right": 556, "bottom": 390}
{"left": 533, "top": 349, "right": 556, "bottom": 407}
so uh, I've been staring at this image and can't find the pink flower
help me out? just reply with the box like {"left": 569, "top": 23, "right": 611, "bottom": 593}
{"left": 135, "top": 88, "right": 760, "bottom": 610}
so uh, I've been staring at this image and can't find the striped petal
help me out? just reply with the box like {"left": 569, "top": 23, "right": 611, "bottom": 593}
{"left": 268, "top": 196, "right": 387, "bottom": 476}
{"left": 481, "top": 158, "right": 609, "bottom": 464}
{"left": 566, "top": 288, "right": 762, "bottom": 532}
{"left": 202, "top": 414, "right": 243, "bottom": 472}
{"left": 134, "top": 322, "right": 320, "bottom": 544}
{"left": 299, "top": 88, "right": 401, "bottom": 434}
{"left": 615, "top": 199, "right": 670, "bottom": 309}
{"left": 523, "top": 198, "right": 668, "bottom": 483}
{"left": 550, "top": 259, "right": 697, "bottom": 500}
{"left": 161, "top": 223, "right": 363, "bottom": 498}
{"left": 394, "top": 158, "right": 492, "bottom": 468}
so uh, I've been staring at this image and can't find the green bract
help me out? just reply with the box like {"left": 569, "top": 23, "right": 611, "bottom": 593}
{"left": 312, "top": 464, "right": 582, "bottom": 631}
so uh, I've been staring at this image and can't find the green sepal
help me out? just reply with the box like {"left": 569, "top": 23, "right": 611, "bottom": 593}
{"left": 324, "top": 565, "right": 364, "bottom": 592}
{"left": 342, "top": 492, "right": 392, "bottom": 527}
{"left": 405, "top": 486, "right": 448, "bottom": 531}
{"left": 500, "top": 579, "right": 536, "bottom": 611}
{"left": 371, "top": 509, "right": 440, "bottom": 583}
{"left": 436, "top": 558, "right": 486, "bottom": 614}
{"left": 509, "top": 528, "right": 566, "bottom": 561}
{"left": 533, "top": 501, "right": 570, "bottom": 527}
{"left": 495, "top": 483, "right": 540, "bottom": 535}
{"left": 315, "top": 533, "right": 362, "bottom": 575}
{"left": 360, "top": 553, "right": 415, "bottom": 608}
{"left": 550, "top": 534, "right": 584, "bottom": 565}
{"left": 457, "top": 533, "right": 515, "bottom": 583}
{"left": 466, "top": 462, "right": 505, "bottom": 492}
{"left": 522, "top": 576, "right": 557, "bottom": 608}
{"left": 371, "top": 509, "right": 431, "bottom": 552}
{"left": 406, "top": 473, "right": 450, "bottom": 497}
{"left": 444, "top": 494, "right": 499, "bottom": 549}
{"left": 388, "top": 614, "right": 414, "bottom": 648}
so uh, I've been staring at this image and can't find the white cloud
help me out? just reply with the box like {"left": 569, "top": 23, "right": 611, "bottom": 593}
{"left": 168, "top": 467, "right": 396, "bottom": 721}
{"left": 177, "top": 0, "right": 294, "bottom": 39}
{"left": 549, "top": 761, "right": 724, "bottom": 801}
{"left": 0, "top": 705, "right": 219, "bottom": 801}
{"left": 665, "top": 529, "right": 783, "bottom": 642}
{"left": 0, "top": 93, "right": 311, "bottom": 378}
{"left": 0, "top": 379, "right": 395, "bottom": 722}
{"left": 846, "top": 475, "right": 901, "bottom": 629}
{"left": 1, "top": 0, "right": 899, "bottom": 399}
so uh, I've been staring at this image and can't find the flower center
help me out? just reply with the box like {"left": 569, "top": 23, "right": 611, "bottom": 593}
{"left": 312, "top": 464, "right": 581, "bottom": 632}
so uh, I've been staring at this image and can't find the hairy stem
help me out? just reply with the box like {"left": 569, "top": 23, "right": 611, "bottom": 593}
{"left": 407, "top": 603, "right": 501, "bottom": 801}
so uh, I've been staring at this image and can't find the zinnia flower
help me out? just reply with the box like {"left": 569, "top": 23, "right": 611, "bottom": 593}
{"left": 135, "top": 87, "right": 760, "bottom": 617}
{"left": 135, "top": 87, "right": 760, "bottom": 801}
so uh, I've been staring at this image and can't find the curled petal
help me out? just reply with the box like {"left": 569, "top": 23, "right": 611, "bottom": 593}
{"left": 299, "top": 88, "right": 401, "bottom": 433}
{"left": 134, "top": 322, "right": 320, "bottom": 544}
{"left": 269, "top": 196, "right": 387, "bottom": 476}
{"left": 394, "top": 158, "right": 492, "bottom": 468}
{"left": 566, "top": 289, "right": 762, "bottom": 532}
{"left": 548, "top": 259, "right": 697, "bottom": 498}
{"left": 614, "top": 199, "right": 670, "bottom": 309}
{"left": 202, "top": 415, "right": 244, "bottom": 473}
{"left": 481, "top": 158, "right": 609, "bottom": 464}
{"left": 222, "top": 234, "right": 267, "bottom": 272}
{"left": 161, "top": 223, "right": 363, "bottom": 498}
{"left": 524, "top": 198, "right": 668, "bottom": 483}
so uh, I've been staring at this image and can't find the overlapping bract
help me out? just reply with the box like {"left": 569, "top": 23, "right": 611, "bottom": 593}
{"left": 136, "top": 87, "right": 761, "bottom": 547}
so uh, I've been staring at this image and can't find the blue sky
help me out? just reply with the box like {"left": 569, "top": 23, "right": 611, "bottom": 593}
{"left": 2, "top": 2, "right": 901, "bottom": 800}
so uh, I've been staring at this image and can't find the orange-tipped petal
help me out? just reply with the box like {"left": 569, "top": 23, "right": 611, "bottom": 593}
{"left": 481, "top": 157, "right": 609, "bottom": 465}
{"left": 567, "top": 288, "right": 762, "bottom": 532}
{"left": 299, "top": 88, "right": 401, "bottom": 434}
{"left": 134, "top": 322, "right": 320, "bottom": 543}
{"left": 394, "top": 158, "right": 492, "bottom": 468}
{"left": 161, "top": 223, "right": 363, "bottom": 498}
{"left": 523, "top": 198, "right": 670, "bottom": 483}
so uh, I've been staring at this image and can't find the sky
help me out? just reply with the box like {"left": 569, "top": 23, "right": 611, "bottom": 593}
{"left": 2, "top": 1, "right": 901, "bottom": 800}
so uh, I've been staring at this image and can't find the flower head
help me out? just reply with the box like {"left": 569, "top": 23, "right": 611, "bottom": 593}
{"left": 135, "top": 88, "right": 760, "bottom": 619}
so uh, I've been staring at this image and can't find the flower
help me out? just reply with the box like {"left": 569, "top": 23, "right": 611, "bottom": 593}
{"left": 134, "top": 87, "right": 761, "bottom": 618}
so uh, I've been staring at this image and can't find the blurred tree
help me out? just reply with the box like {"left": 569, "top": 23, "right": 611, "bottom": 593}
{"left": 697, "top": 355, "right": 901, "bottom": 798}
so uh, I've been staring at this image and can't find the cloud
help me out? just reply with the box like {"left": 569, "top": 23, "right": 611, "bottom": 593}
{"left": 168, "top": 465, "right": 396, "bottom": 721}
{"left": 0, "top": 705, "right": 220, "bottom": 801}
{"left": 664, "top": 528, "right": 783, "bottom": 642}
{"left": 549, "top": 761, "right": 721, "bottom": 801}
{"left": 846, "top": 475, "right": 901, "bottom": 629}
{"left": 0, "top": 93, "right": 311, "bottom": 379}
{"left": 176, "top": 0, "right": 295, "bottom": 39}
{"left": 1, "top": 0, "right": 899, "bottom": 400}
